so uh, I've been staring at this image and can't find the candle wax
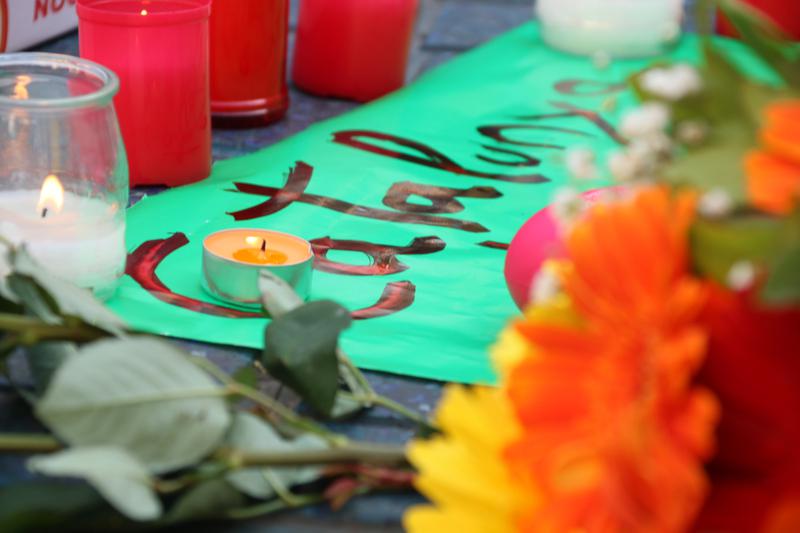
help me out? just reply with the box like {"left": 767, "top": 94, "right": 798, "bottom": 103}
{"left": 0, "top": 189, "right": 126, "bottom": 298}
{"left": 537, "top": 0, "right": 682, "bottom": 57}
{"left": 204, "top": 229, "right": 312, "bottom": 266}
{"left": 232, "top": 247, "right": 288, "bottom": 265}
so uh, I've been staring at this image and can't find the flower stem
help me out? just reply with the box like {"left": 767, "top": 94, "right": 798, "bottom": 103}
{"left": 226, "top": 494, "right": 325, "bottom": 520}
{"left": 0, "top": 433, "right": 60, "bottom": 452}
{"left": 218, "top": 442, "right": 408, "bottom": 468}
{"left": 341, "top": 392, "right": 439, "bottom": 435}
{"left": 0, "top": 313, "right": 104, "bottom": 345}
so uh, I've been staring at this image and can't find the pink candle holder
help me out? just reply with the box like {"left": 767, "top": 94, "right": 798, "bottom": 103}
{"left": 76, "top": 0, "right": 212, "bottom": 187}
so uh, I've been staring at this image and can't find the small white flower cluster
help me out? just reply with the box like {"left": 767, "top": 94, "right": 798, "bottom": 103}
{"left": 608, "top": 102, "right": 674, "bottom": 183}
{"left": 550, "top": 186, "right": 587, "bottom": 230}
{"left": 640, "top": 63, "right": 703, "bottom": 101}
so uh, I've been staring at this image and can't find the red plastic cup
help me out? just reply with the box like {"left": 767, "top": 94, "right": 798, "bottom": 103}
{"left": 77, "top": 0, "right": 212, "bottom": 187}
{"left": 292, "top": 0, "right": 419, "bottom": 103}
{"left": 210, "top": 0, "right": 290, "bottom": 128}
{"left": 718, "top": 0, "right": 800, "bottom": 40}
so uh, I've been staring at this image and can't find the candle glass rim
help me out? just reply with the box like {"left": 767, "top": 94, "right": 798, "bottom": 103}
{"left": 203, "top": 228, "right": 314, "bottom": 268}
{"left": 77, "top": 0, "right": 212, "bottom": 27}
{"left": 0, "top": 53, "right": 119, "bottom": 110}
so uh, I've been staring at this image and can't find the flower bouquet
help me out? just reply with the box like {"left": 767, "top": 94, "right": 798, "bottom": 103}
{"left": 406, "top": 1, "right": 800, "bottom": 532}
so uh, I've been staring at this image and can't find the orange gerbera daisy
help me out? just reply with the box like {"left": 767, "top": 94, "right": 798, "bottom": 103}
{"left": 505, "top": 186, "right": 719, "bottom": 532}
{"left": 406, "top": 186, "right": 720, "bottom": 533}
{"left": 746, "top": 100, "right": 800, "bottom": 214}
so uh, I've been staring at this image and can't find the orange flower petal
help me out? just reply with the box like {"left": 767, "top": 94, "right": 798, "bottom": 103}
{"left": 746, "top": 150, "right": 800, "bottom": 214}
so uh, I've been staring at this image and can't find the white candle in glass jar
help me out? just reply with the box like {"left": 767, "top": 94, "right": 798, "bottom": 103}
{"left": 0, "top": 175, "right": 126, "bottom": 299}
{"left": 536, "top": 0, "right": 683, "bottom": 58}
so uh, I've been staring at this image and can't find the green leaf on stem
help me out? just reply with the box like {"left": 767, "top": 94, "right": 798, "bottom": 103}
{"left": 329, "top": 393, "right": 366, "bottom": 420}
{"left": 165, "top": 479, "right": 247, "bottom": 524}
{"left": 28, "top": 446, "right": 162, "bottom": 522}
{"left": 691, "top": 211, "right": 800, "bottom": 305}
{"left": 263, "top": 301, "right": 351, "bottom": 416}
{"left": 761, "top": 243, "right": 800, "bottom": 304}
{"left": 232, "top": 364, "right": 258, "bottom": 390}
{"left": 10, "top": 248, "right": 126, "bottom": 335}
{"left": 0, "top": 480, "right": 127, "bottom": 533}
{"left": 36, "top": 337, "right": 232, "bottom": 473}
{"left": 717, "top": 0, "right": 800, "bottom": 88}
{"left": 27, "top": 342, "right": 79, "bottom": 395}
{"left": 258, "top": 270, "right": 303, "bottom": 318}
{"left": 225, "top": 413, "right": 327, "bottom": 500}
{"left": 665, "top": 138, "right": 750, "bottom": 200}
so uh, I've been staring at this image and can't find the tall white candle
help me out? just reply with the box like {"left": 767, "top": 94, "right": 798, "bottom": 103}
{"left": 0, "top": 182, "right": 126, "bottom": 299}
{"left": 536, "top": 0, "right": 683, "bottom": 58}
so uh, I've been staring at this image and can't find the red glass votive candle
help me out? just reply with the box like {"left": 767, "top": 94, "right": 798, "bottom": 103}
{"left": 76, "top": 0, "right": 212, "bottom": 187}
{"left": 292, "top": 0, "right": 419, "bottom": 103}
{"left": 718, "top": 0, "right": 800, "bottom": 40}
{"left": 210, "top": 0, "right": 290, "bottom": 128}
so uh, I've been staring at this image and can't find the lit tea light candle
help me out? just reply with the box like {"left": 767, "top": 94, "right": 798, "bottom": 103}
{"left": 0, "top": 174, "right": 127, "bottom": 299}
{"left": 202, "top": 229, "right": 314, "bottom": 308}
{"left": 233, "top": 236, "right": 289, "bottom": 265}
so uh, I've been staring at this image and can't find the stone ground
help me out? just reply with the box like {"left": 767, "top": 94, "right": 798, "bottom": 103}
{"left": 1, "top": 1, "right": 533, "bottom": 532}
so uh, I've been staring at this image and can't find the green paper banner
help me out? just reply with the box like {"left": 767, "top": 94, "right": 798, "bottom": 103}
{"left": 109, "top": 23, "right": 756, "bottom": 384}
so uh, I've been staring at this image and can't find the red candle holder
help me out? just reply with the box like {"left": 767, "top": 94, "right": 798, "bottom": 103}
{"left": 210, "top": 0, "right": 290, "bottom": 129}
{"left": 77, "top": 0, "right": 212, "bottom": 187}
{"left": 718, "top": 0, "right": 800, "bottom": 40}
{"left": 292, "top": 0, "right": 419, "bottom": 103}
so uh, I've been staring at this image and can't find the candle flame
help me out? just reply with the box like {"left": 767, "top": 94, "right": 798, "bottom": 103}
{"left": 12, "top": 75, "right": 32, "bottom": 100}
{"left": 37, "top": 175, "right": 65, "bottom": 217}
{"left": 245, "top": 236, "right": 265, "bottom": 248}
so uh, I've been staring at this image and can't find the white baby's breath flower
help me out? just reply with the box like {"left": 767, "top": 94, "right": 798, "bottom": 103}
{"left": 565, "top": 148, "right": 598, "bottom": 180}
{"left": 676, "top": 120, "right": 710, "bottom": 147}
{"left": 641, "top": 63, "right": 703, "bottom": 101}
{"left": 727, "top": 261, "right": 756, "bottom": 291}
{"left": 529, "top": 263, "right": 562, "bottom": 305}
{"left": 629, "top": 132, "right": 674, "bottom": 161}
{"left": 699, "top": 188, "right": 734, "bottom": 218}
{"left": 607, "top": 150, "right": 640, "bottom": 182}
{"left": 620, "top": 102, "right": 671, "bottom": 140}
{"left": 551, "top": 187, "right": 586, "bottom": 230}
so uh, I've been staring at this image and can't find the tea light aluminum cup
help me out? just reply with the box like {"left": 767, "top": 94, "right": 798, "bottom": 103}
{"left": 202, "top": 229, "right": 314, "bottom": 308}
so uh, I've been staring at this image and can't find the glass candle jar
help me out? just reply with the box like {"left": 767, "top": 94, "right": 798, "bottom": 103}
{"left": 536, "top": 0, "right": 683, "bottom": 58}
{"left": 292, "top": 0, "right": 419, "bottom": 103}
{"left": 77, "top": 0, "right": 212, "bottom": 187}
{"left": 210, "top": 0, "right": 290, "bottom": 128}
{"left": 0, "top": 53, "right": 128, "bottom": 299}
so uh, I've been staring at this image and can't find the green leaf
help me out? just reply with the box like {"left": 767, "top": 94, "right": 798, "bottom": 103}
{"left": 225, "top": 413, "right": 327, "bottom": 499}
{"left": 666, "top": 139, "right": 750, "bottom": 201}
{"left": 36, "top": 337, "right": 232, "bottom": 473}
{"left": 27, "top": 342, "right": 78, "bottom": 395}
{"left": 165, "top": 479, "right": 247, "bottom": 524}
{"left": 262, "top": 301, "right": 351, "bottom": 416}
{"left": 232, "top": 364, "right": 258, "bottom": 390}
{"left": 691, "top": 215, "right": 784, "bottom": 282}
{"left": 0, "top": 480, "right": 129, "bottom": 533}
{"left": 718, "top": 0, "right": 800, "bottom": 88}
{"left": 701, "top": 39, "right": 752, "bottom": 128}
{"left": 11, "top": 248, "right": 126, "bottom": 336}
{"left": 761, "top": 244, "right": 800, "bottom": 304}
{"left": 329, "top": 393, "right": 365, "bottom": 420}
{"left": 28, "top": 447, "right": 162, "bottom": 522}
{"left": 258, "top": 270, "right": 303, "bottom": 318}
